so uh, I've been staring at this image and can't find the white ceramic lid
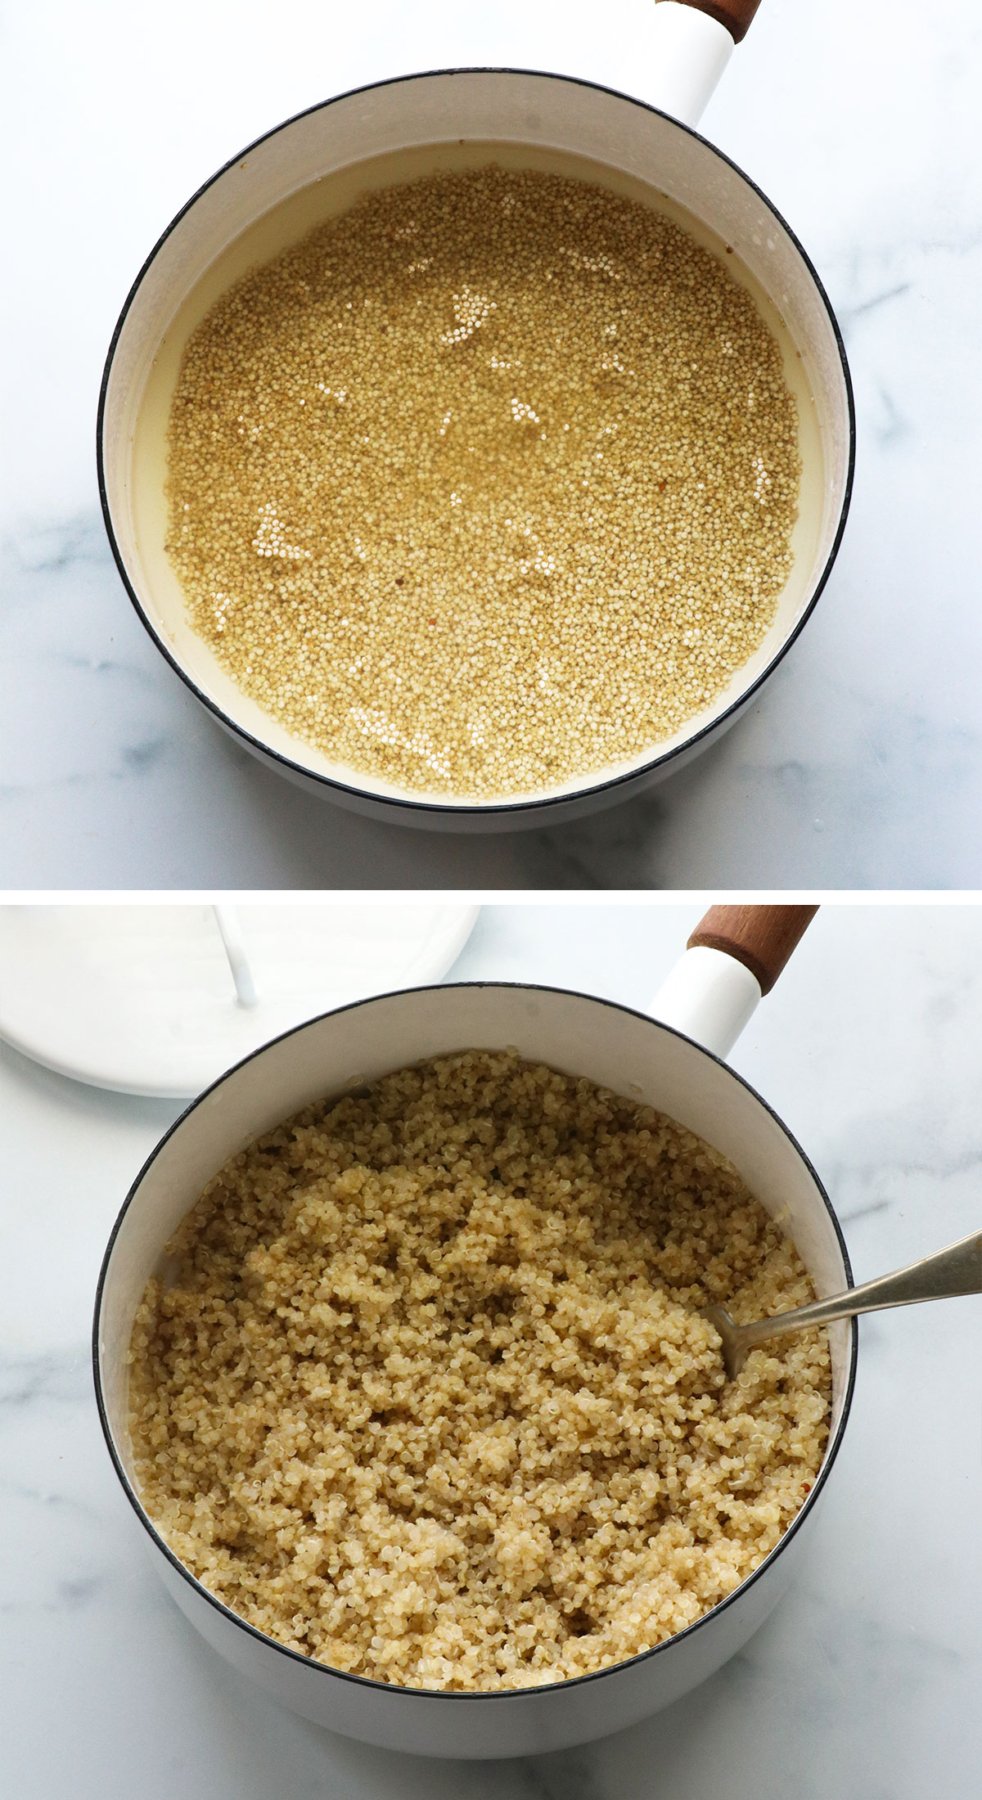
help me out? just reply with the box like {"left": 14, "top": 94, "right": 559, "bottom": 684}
{"left": 0, "top": 903, "right": 479, "bottom": 1097}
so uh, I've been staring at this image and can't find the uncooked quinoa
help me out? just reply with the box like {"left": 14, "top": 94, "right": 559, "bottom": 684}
{"left": 165, "top": 165, "right": 801, "bottom": 798}
{"left": 128, "top": 1051, "right": 830, "bottom": 1691}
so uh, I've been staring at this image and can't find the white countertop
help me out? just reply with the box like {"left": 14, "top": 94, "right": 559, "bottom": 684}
{"left": 3, "top": 900, "right": 980, "bottom": 1795}
{"left": 3, "top": 0, "right": 981, "bottom": 888}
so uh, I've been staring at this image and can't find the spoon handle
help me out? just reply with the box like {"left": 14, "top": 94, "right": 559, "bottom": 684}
{"left": 213, "top": 905, "right": 259, "bottom": 1009}
{"left": 739, "top": 1227, "right": 982, "bottom": 1354}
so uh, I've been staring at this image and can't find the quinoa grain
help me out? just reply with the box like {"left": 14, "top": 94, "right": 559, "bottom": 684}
{"left": 166, "top": 167, "right": 801, "bottom": 798}
{"left": 128, "top": 1051, "right": 830, "bottom": 1691}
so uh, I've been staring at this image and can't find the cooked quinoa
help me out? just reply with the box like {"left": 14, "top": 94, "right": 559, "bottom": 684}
{"left": 128, "top": 1050, "right": 830, "bottom": 1690}
{"left": 166, "top": 164, "right": 800, "bottom": 799}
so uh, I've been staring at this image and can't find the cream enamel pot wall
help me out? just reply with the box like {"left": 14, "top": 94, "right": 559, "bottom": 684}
{"left": 93, "top": 906, "right": 857, "bottom": 1758}
{"left": 97, "top": 2, "right": 855, "bottom": 831}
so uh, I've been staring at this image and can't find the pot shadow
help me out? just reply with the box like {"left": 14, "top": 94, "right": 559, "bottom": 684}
{"left": 183, "top": 1612, "right": 793, "bottom": 1800}
{"left": 205, "top": 718, "right": 742, "bottom": 893}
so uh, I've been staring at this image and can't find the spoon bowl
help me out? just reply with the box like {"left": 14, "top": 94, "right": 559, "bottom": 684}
{"left": 706, "top": 1227, "right": 982, "bottom": 1379}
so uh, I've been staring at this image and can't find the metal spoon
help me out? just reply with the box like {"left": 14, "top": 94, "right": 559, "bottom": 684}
{"left": 705, "top": 1226, "right": 982, "bottom": 1379}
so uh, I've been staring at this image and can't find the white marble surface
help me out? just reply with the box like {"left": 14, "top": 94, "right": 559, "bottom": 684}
{"left": 3, "top": 0, "right": 981, "bottom": 888}
{"left": 2, "top": 899, "right": 980, "bottom": 1796}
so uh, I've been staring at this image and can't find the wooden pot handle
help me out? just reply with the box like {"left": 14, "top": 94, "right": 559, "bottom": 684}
{"left": 658, "top": 0, "right": 764, "bottom": 46}
{"left": 688, "top": 905, "right": 818, "bottom": 996}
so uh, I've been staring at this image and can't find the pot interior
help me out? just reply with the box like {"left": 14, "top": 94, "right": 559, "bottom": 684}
{"left": 99, "top": 984, "right": 853, "bottom": 1492}
{"left": 102, "top": 72, "right": 852, "bottom": 810}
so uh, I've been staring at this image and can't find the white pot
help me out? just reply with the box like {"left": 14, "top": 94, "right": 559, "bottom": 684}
{"left": 98, "top": 6, "right": 854, "bottom": 830}
{"left": 94, "top": 918, "right": 857, "bottom": 1757}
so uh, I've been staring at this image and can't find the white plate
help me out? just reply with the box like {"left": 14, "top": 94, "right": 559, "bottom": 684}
{"left": 0, "top": 903, "right": 479, "bottom": 1097}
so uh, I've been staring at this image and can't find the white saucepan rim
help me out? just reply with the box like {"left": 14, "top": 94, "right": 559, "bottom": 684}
{"left": 97, "top": 68, "right": 857, "bottom": 821}
{"left": 92, "top": 980, "right": 859, "bottom": 1703}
